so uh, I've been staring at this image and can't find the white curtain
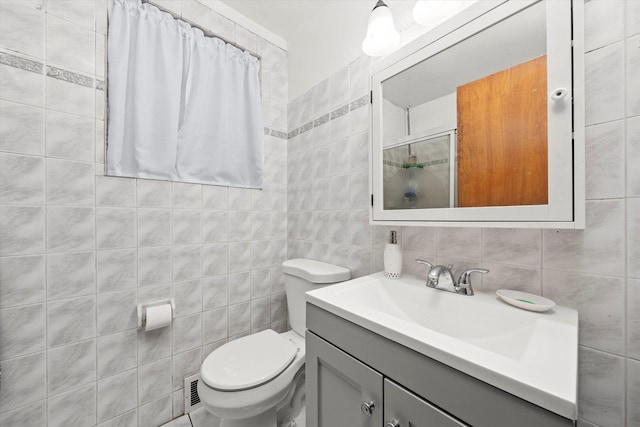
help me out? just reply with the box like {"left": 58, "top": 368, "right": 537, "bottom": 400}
{"left": 107, "top": 0, "right": 264, "bottom": 189}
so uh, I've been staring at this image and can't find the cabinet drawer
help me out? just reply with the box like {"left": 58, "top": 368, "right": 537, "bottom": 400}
{"left": 384, "top": 379, "right": 468, "bottom": 427}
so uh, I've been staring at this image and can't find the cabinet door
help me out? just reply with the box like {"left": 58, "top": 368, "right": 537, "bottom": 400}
{"left": 306, "top": 332, "right": 383, "bottom": 427}
{"left": 384, "top": 379, "right": 468, "bottom": 427}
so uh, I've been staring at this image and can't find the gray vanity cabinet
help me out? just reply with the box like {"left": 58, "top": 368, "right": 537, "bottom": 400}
{"left": 306, "top": 331, "right": 468, "bottom": 427}
{"left": 306, "top": 303, "right": 574, "bottom": 427}
{"left": 306, "top": 331, "right": 383, "bottom": 427}
{"left": 384, "top": 379, "right": 467, "bottom": 427}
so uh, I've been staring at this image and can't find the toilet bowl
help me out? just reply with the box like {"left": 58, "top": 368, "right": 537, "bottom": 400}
{"left": 198, "top": 259, "right": 351, "bottom": 427}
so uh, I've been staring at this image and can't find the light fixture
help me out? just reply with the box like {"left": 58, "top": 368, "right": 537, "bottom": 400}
{"left": 412, "top": 0, "right": 471, "bottom": 27}
{"left": 362, "top": 0, "right": 400, "bottom": 57}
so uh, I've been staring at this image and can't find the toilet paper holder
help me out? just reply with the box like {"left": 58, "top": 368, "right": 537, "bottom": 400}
{"left": 137, "top": 299, "right": 176, "bottom": 329}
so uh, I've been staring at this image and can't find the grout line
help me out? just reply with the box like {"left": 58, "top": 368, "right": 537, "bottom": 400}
{"left": 622, "top": 2, "right": 630, "bottom": 422}
{"left": 42, "top": 8, "right": 49, "bottom": 419}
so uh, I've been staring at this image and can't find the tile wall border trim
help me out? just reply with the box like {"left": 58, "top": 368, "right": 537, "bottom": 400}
{"left": 330, "top": 105, "right": 350, "bottom": 120}
{"left": 313, "top": 113, "right": 330, "bottom": 127}
{"left": 0, "top": 52, "right": 43, "bottom": 74}
{"left": 46, "top": 66, "right": 94, "bottom": 88}
{"left": 0, "top": 51, "right": 104, "bottom": 91}
{"left": 289, "top": 93, "right": 370, "bottom": 139}
{"left": 270, "top": 129, "right": 288, "bottom": 139}
{"left": 350, "top": 94, "right": 369, "bottom": 110}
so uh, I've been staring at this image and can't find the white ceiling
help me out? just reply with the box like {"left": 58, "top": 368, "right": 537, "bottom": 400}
{"left": 217, "top": 0, "right": 419, "bottom": 100}
{"left": 218, "top": 0, "right": 384, "bottom": 43}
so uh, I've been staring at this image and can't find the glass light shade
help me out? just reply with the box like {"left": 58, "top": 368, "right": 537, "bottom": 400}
{"left": 362, "top": 1, "right": 401, "bottom": 57}
{"left": 412, "top": 0, "right": 472, "bottom": 27}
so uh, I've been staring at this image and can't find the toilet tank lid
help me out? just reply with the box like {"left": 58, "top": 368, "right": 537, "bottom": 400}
{"left": 282, "top": 259, "right": 351, "bottom": 283}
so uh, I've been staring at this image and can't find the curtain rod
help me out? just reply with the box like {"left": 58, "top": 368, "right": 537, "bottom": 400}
{"left": 141, "top": 0, "right": 261, "bottom": 61}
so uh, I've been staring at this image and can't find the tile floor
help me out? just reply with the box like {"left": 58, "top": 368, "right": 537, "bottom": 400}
{"left": 161, "top": 407, "right": 218, "bottom": 427}
{"left": 161, "top": 407, "right": 305, "bottom": 427}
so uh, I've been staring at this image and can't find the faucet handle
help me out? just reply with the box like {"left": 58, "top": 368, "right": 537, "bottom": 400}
{"left": 414, "top": 259, "right": 434, "bottom": 270}
{"left": 458, "top": 268, "right": 489, "bottom": 285}
{"left": 456, "top": 268, "right": 489, "bottom": 296}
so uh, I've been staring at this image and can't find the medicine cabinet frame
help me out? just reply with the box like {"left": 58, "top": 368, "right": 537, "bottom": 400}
{"left": 369, "top": 0, "right": 585, "bottom": 229}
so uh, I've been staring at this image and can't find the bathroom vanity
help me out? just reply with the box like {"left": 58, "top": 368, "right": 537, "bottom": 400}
{"left": 305, "top": 273, "right": 578, "bottom": 427}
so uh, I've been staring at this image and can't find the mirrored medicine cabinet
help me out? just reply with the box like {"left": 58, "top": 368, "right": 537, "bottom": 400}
{"left": 370, "top": 0, "right": 585, "bottom": 228}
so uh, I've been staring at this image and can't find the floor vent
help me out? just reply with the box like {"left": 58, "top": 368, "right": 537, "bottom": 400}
{"left": 184, "top": 374, "right": 203, "bottom": 413}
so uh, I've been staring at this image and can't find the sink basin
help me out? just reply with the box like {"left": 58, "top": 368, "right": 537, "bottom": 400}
{"left": 306, "top": 272, "right": 578, "bottom": 420}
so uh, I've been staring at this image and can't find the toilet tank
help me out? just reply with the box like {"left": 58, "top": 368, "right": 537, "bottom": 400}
{"left": 282, "top": 259, "right": 351, "bottom": 336}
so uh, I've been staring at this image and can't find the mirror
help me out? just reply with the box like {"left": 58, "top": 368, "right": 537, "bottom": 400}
{"left": 371, "top": 0, "right": 584, "bottom": 227}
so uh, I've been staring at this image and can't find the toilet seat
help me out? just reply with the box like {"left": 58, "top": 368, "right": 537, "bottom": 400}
{"left": 201, "top": 329, "right": 299, "bottom": 391}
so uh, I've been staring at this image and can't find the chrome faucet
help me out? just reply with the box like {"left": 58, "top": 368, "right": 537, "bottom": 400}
{"left": 415, "top": 259, "right": 489, "bottom": 296}
{"left": 428, "top": 265, "right": 456, "bottom": 291}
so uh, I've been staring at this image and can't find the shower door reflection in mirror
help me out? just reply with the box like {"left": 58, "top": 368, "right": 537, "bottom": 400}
{"left": 382, "top": 131, "right": 456, "bottom": 210}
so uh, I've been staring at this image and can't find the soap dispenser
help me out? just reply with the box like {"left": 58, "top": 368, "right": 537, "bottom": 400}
{"left": 384, "top": 230, "right": 402, "bottom": 279}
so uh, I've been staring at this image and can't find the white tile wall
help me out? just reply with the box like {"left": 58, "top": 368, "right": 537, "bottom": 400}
{"left": 628, "top": 358, "right": 640, "bottom": 426}
{"left": 0, "top": 1, "right": 45, "bottom": 60}
{"left": 286, "top": 2, "right": 638, "bottom": 426}
{"left": 48, "top": 383, "right": 97, "bottom": 427}
{"left": 0, "top": 400, "right": 47, "bottom": 426}
{"left": 628, "top": 34, "right": 640, "bottom": 117}
{"left": 0, "top": 0, "right": 637, "bottom": 426}
{"left": 0, "top": 100, "right": 45, "bottom": 155}
{"left": 0, "top": 153, "right": 45, "bottom": 204}
{"left": 584, "top": 0, "right": 625, "bottom": 52}
{"left": 97, "top": 369, "right": 137, "bottom": 423}
{"left": 0, "top": 63, "right": 45, "bottom": 107}
{"left": 0, "top": 255, "right": 46, "bottom": 307}
{"left": 47, "top": 339, "right": 96, "bottom": 395}
{"left": 585, "top": 120, "right": 625, "bottom": 200}
{"left": 0, "top": 0, "right": 288, "bottom": 425}
{"left": 46, "top": 109, "right": 95, "bottom": 161}
{"left": 46, "top": 76, "right": 95, "bottom": 117}
{"left": 579, "top": 347, "right": 626, "bottom": 426}
{"left": 585, "top": 41, "right": 625, "bottom": 126}
{"left": 46, "top": 13, "right": 95, "bottom": 75}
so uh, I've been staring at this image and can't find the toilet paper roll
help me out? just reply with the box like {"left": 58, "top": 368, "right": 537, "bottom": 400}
{"left": 145, "top": 304, "right": 172, "bottom": 331}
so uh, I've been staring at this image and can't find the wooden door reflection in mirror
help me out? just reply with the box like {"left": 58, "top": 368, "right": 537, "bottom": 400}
{"left": 457, "top": 55, "right": 548, "bottom": 207}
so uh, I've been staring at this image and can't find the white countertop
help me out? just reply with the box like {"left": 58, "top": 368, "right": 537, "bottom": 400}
{"left": 306, "top": 272, "right": 578, "bottom": 420}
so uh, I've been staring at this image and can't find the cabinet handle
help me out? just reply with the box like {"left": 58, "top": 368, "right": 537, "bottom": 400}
{"left": 360, "top": 400, "right": 375, "bottom": 417}
{"left": 385, "top": 420, "right": 400, "bottom": 427}
{"left": 551, "top": 87, "right": 568, "bottom": 101}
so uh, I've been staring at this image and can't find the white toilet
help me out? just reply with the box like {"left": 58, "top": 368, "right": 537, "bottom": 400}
{"left": 198, "top": 258, "right": 351, "bottom": 427}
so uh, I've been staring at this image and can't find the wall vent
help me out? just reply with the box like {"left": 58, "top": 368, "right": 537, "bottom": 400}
{"left": 184, "top": 374, "right": 203, "bottom": 413}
